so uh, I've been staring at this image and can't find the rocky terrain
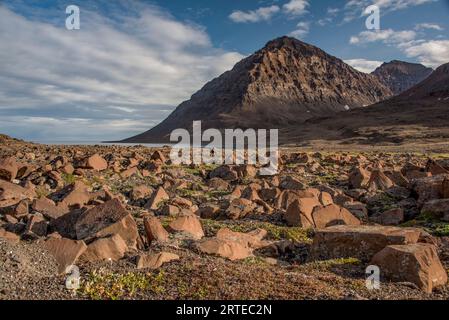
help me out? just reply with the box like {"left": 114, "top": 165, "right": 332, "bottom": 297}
{"left": 1, "top": 134, "right": 449, "bottom": 300}
{"left": 122, "top": 36, "right": 392, "bottom": 143}
{"left": 372, "top": 60, "right": 433, "bottom": 95}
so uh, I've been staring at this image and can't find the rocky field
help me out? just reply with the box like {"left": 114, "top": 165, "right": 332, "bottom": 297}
{"left": 1, "top": 134, "right": 449, "bottom": 300}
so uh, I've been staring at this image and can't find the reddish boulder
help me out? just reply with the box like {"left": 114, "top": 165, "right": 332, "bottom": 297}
{"left": 371, "top": 244, "right": 447, "bottom": 293}
{"left": 81, "top": 234, "right": 128, "bottom": 262}
{"left": 312, "top": 204, "right": 361, "bottom": 229}
{"left": 0, "top": 157, "right": 18, "bottom": 181}
{"left": 309, "top": 225, "right": 421, "bottom": 262}
{"left": 144, "top": 216, "right": 169, "bottom": 244}
{"left": 43, "top": 237, "right": 87, "bottom": 274}
{"left": 136, "top": 252, "right": 179, "bottom": 269}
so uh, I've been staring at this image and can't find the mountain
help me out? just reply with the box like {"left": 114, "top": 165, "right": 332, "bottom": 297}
{"left": 285, "top": 62, "right": 449, "bottom": 147}
{"left": 122, "top": 36, "right": 392, "bottom": 143}
{"left": 395, "top": 62, "right": 449, "bottom": 100}
{"left": 372, "top": 60, "right": 433, "bottom": 95}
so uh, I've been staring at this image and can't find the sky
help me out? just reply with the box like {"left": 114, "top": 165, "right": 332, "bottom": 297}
{"left": 0, "top": 0, "right": 448, "bottom": 142}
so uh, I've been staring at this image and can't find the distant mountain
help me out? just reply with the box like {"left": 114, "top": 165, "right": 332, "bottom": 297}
{"left": 372, "top": 60, "right": 433, "bottom": 95}
{"left": 122, "top": 36, "right": 392, "bottom": 143}
{"left": 285, "top": 62, "right": 449, "bottom": 146}
{"left": 395, "top": 62, "right": 449, "bottom": 100}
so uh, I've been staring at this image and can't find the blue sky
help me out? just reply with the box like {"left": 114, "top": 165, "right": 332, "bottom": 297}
{"left": 0, "top": 0, "right": 448, "bottom": 141}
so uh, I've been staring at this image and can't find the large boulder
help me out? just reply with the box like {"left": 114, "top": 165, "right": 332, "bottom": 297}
{"left": 421, "top": 199, "right": 449, "bottom": 222}
{"left": 32, "top": 197, "right": 68, "bottom": 220}
{"left": 81, "top": 234, "right": 128, "bottom": 262}
{"left": 371, "top": 244, "right": 448, "bottom": 293}
{"left": 284, "top": 198, "right": 321, "bottom": 228}
{"left": 349, "top": 166, "right": 370, "bottom": 189}
{"left": 168, "top": 213, "right": 204, "bottom": 240}
{"left": 311, "top": 204, "right": 361, "bottom": 229}
{"left": 81, "top": 154, "right": 108, "bottom": 171}
{"left": 196, "top": 228, "right": 267, "bottom": 261}
{"left": 368, "top": 170, "right": 394, "bottom": 191}
{"left": 0, "top": 180, "right": 36, "bottom": 207}
{"left": 43, "top": 237, "right": 87, "bottom": 274}
{"left": 145, "top": 187, "right": 169, "bottom": 210}
{"left": 309, "top": 225, "right": 421, "bottom": 262}
{"left": 210, "top": 165, "right": 238, "bottom": 181}
{"left": 74, "top": 199, "right": 139, "bottom": 249}
{"left": 144, "top": 216, "right": 169, "bottom": 244}
{"left": 136, "top": 252, "right": 179, "bottom": 270}
{"left": 0, "top": 157, "right": 18, "bottom": 181}
{"left": 412, "top": 174, "right": 449, "bottom": 206}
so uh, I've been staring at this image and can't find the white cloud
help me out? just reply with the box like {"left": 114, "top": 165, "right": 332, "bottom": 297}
{"left": 344, "top": 59, "right": 383, "bottom": 73}
{"left": 0, "top": 5, "right": 244, "bottom": 141}
{"left": 229, "top": 5, "right": 280, "bottom": 23}
{"left": 289, "top": 22, "right": 310, "bottom": 39}
{"left": 415, "top": 23, "right": 444, "bottom": 31}
{"left": 343, "top": 0, "right": 436, "bottom": 23}
{"left": 403, "top": 40, "right": 449, "bottom": 68}
{"left": 283, "top": 0, "right": 310, "bottom": 16}
{"left": 350, "top": 29, "right": 417, "bottom": 45}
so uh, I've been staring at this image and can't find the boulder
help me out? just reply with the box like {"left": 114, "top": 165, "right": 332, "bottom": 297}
{"left": 421, "top": 199, "right": 449, "bottom": 222}
{"left": 349, "top": 166, "right": 370, "bottom": 189}
{"left": 210, "top": 165, "right": 238, "bottom": 181}
{"left": 136, "top": 252, "right": 179, "bottom": 270}
{"left": 226, "top": 198, "right": 255, "bottom": 220}
{"left": 197, "top": 228, "right": 267, "bottom": 261}
{"left": 32, "top": 197, "right": 68, "bottom": 220}
{"left": 120, "top": 167, "right": 139, "bottom": 179}
{"left": 380, "top": 208, "right": 404, "bottom": 225}
{"left": 145, "top": 187, "right": 169, "bottom": 210}
{"left": 43, "top": 237, "right": 87, "bottom": 274}
{"left": 284, "top": 198, "right": 321, "bottom": 228}
{"left": 311, "top": 204, "right": 361, "bottom": 229}
{"left": 25, "top": 214, "right": 48, "bottom": 237}
{"left": 309, "top": 225, "right": 421, "bottom": 262}
{"left": 0, "top": 180, "right": 36, "bottom": 207}
{"left": 0, "top": 227, "right": 20, "bottom": 243}
{"left": 197, "top": 238, "right": 252, "bottom": 261}
{"left": 280, "top": 176, "right": 305, "bottom": 190}
{"left": 412, "top": 174, "right": 449, "bottom": 205}
{"left": 74, "top": 199, "right": 139, "bottom": 249}
{"left": 82, "top": 154, "right": 107, "bottom": 171}
{"left": 144, "top": 216, "right": 169, "bottom": 244}
{"left": 0, "top": 157, "right": 18, "bottom": 181}
{"left": 150, "top": 150, "right": 166, "bottom": 163}
{"left": 371, "top": 244, "right": 447, "bottom": 293}
{"left": 130, "top": 185, "right": 152, "bottom": 201}
{"left": 81, "top": 234, "right": 128, "bottom": 262}
{"left": 168, "top": 213, "right": 204, "bottom": 239}
{"left": 368, "top": 170, "right": 394, "bottom": 191}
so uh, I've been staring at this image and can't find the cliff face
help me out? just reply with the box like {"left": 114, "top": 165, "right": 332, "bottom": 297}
{"left": 123, "top": 36, "right": 392, "bottom": 143}
{"left": 372, "top": 60, "right": 433, "bottom": 95}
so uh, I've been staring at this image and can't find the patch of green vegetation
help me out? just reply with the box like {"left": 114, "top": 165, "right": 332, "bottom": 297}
{"left": 35, "top": 186, "right": 49, "bottom": 198}
{"left": 200, "top": 219, "right": 313, "bottom": 243}
{"left": 367, "top": 192, "right": 398, "bottom": 212}
{"left": 243, "top": 256, "right": 269, "bottom": 266}
{"left": 299, "top": 257, "right": 360, "bottom": 272}
{"left": 80, "top": 270, "right": 150, "bottom": 300}
{"left": 61, "top": 173, "right": 76, "bottom": 185}
{"left": 400, "top": 212, "right": 449, "bottom": 236}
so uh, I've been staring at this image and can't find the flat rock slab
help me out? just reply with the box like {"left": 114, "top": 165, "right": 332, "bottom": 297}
{"left": 81, "top": 234, "right": 128, "bottom": 262}
{"left": 75, "top": 198, "right": 129, "bottom": 240}
{"left": 309, "top": 225, "right": 421, "bottom": 262}
{"left": 371, "top": 243, "right": 448, "bottom": 293}
{"left": 136, "top": 252, "right": 179, "bottom": 269}
{"left": 43, "top": 237, "right": 87, "bottom": 274}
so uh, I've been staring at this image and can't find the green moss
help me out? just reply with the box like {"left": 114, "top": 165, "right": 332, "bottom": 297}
{"left": 61, "top": 173, "right": 76, "bottom": 185}
{"left": 200, "top": 219, "right": 312, "bottom": 243}
{"left": 79, "top": 270, "right": 150, "bottom": 300}
{"left": 299, "top": 257, "right": 361, "bottom": 272}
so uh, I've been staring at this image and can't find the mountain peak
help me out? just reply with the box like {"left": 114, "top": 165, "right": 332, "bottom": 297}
{"left": 372, "top": 60, "right": 433, "bottom": 95}
{"left": 122, "top": 38, "right": 392, "bottom": 143}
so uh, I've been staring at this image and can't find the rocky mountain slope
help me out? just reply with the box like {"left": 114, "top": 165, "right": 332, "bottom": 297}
{"left": 372, "top": 60, "right": 433, "bottom": 95}
{"left": 285, "top": 62, "right": 449, "bottom": 147}
{"left": 122, "top": 36, "right": 392, "bottom": 143}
